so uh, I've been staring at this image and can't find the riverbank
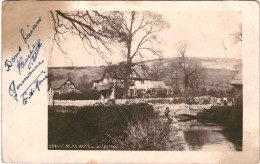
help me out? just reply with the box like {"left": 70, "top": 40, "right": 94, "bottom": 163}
{"left": 197, "top": 105, "right": 242, "bottom": 131}
{"left": 196, "top": 105, "right": 243, "bottom": 150}
{"left": 151, "top": 103, "right": 243, "bottom": 151}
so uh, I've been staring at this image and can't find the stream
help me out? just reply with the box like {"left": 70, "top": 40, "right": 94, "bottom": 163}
{"left": 178, "top": 119, "right": 242, "bottom": 151}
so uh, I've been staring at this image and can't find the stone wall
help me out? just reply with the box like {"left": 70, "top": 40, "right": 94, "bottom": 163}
{"left": 49, "top": 96, "right": 216, "bottom": 107}
{"left": 50, "top": 100, "right": 107, "bottom": 106}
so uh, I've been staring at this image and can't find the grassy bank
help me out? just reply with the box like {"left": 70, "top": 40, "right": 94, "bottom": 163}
{"left": 48, "top": 103, "right": 170, "bottom": 150}
{"left": 197, "top": 105, "right": 243, "bottom": 131}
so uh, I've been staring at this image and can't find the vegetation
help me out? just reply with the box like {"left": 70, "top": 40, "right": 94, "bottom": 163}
{"left": 197, "top": 105, "right": 243, "bottom": 131}
{"left": 54, "top": 89, "right": 100, "bottom": 100}
{"left": 51, "top": 11, "right": 169, "bottom": 98}
{"left": 145, "top": 96, "right": 211, "bottom": 105}
{"left": 49, "top": 103, "right": 170, "bottom": 150}
{"left": 115, "top": 86, "right": 124, "bottom": 99}
{"left": 111, "top": 118, "right": 170, "bottom": 150}
{"left": 48, "top": 58, "right": 239, "bottom": 97}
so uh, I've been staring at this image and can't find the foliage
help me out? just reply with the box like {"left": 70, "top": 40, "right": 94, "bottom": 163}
{"left": 48, "top": 103, "right": 165, "bottom": 150}
{"left": 202, "top": 97, "right": 210, "bottom": 104}
{"left": 201, "top": 87, "right": 208, "bottom": 96}
{"left": 148, "top": 60, "right": 166, "bottom": 80}
{"left": 156, "top": 89, "right": 168, "bottom": 98}
{"left": 173, "top": 87, "right": 181, "bottom": 95}
{"left": 144, "top": 89, "right": 169, "bottom": 98}
{"left": 111, "top": 118, "right": 170, "bottom": 150}
{"left": 184, "top": 97, "right": 197, "bottom": 105}
{"left": 197, "top": 105, "right": 243, "bottom": 131}
{"left": 136, "top": 89, "right": 144, "bottom": 98}
{"left": 208, "top": 88, "right": 227, "bottom": 97}
{"left": 115, "top": 86, "right": 124, "bottom": 99}
{"left": 54, "top": 89, "right": 100, "bottom": 100}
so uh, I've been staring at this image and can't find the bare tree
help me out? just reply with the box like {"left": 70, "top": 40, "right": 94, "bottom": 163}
{"left": 167, "top": 61, "right": 180, "bottom": 89}
{"left": 51, "top": 11, "right": 168, "bottom": 98}
{"left": 190, "top": 62, "right": 207, "bottom": 90}
{"left": 116, "top": 12, "right": 168, "bottom": 98}
{"left": 232, "top": 63, "right": 242, "bottom": 79}
{"left": 50, "top": 11, "right": 122, "bottom": 58}
{"left": 176, "top": 40, "right": 192, "bottom": 90}
{"left": 232, "top": 24, "right": 242, "bottom": 43}
{"left": 149, "top": 59, "right": 165, "bottom": 80}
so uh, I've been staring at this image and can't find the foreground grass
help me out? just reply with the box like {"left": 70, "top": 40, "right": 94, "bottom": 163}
{"left": 110, "top": 117, "right": 171, "bottom": 150}
{"left": 48, "top": 103, "right": 170, "bottom": 150}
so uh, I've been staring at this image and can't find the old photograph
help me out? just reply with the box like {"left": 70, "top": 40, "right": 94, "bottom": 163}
{"left": 47, "top": 11, "right": 242, "bottom": 151}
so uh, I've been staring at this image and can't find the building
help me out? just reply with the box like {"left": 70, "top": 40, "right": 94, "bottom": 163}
{"left": 230, "top": 67, "right": 242, "bottom": 97}
{"left": 93, "top": 66, "right": 170, "bottom": 99}
{"left": 48, "top": 78, "right": 81, "bottom": 102}
{"left": 149, "top": 80, "right": 171, "bottom": 94}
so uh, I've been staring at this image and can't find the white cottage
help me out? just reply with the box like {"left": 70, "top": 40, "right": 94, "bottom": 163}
{"left": 93, "top": 66, "right": 170, "bottom": 99}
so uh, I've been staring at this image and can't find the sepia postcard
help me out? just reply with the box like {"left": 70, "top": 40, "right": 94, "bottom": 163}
{"left": 2, "top": 1, "right": 260, "bottom": 163}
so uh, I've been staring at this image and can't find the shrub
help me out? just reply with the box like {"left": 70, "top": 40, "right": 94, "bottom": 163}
{"left": 157, "top": 89, "right": 168, "bottom": 98}
{"left": 201, "top": 87, "right": 208, "bottom": 96}
{"left": 54, "top": 89, "right": 100, "bottom": 100}
{"left": 202, "top": 97, "right": 210, "bottom": 104}
{"left": 84, "top": 89, "right": 100, "bottom": 100}
{"left": 48, "top": 103, "right": 160, "bottom": 149}
{"left": 115, "top": 86, "right": 124, "bottom": 99}
{"left": 197, "top": 105, "right": 243, "bottom": 131}
{"left": 184, "top": 97, "right": 197, "bottom": 105}
{"left": 111, "top": 119, "right": 170, "bottom": 150}
{"left": 208, "top": 88, "right": 216, "bottom": 96}
{"left": 136, "top": 89, "right": 144, "bottom": 98}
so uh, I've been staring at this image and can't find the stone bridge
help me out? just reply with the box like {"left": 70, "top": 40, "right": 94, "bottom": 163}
{"left": 150, "top": 103, "right": 213, "bottom": 150}
{"left": 151, "top": 103, "right": 213, "bottom": 117}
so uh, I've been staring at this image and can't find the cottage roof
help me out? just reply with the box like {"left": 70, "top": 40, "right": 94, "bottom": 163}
{"left": 92, "top": 67, "right": 106, "bottom": 81}
{"left": 230, "top": 68, "right": 242, "bottom": 85}
{"left": 133, "top": 66, "right": 150, "bottom": 79}
{"left": 150, "top": 81, "right": 169, "bottom": 89}
{"left": 50, "top": 78, "right": 77, "bottom": 89}
{"left": 95, "top": 83, "right": 114, "bottom": 91}
{"left": 93, "top": 65, "right": 150, "bottom": 82}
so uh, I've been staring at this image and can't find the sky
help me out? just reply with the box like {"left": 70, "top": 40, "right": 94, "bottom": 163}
{"left": 48, "top": 11, "right": 242, "bottom": 67}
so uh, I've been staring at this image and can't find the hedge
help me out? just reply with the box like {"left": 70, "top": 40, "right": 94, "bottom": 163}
{"left": 54, "top": 89, "right": 100, "bottom": 100}
{"left": 48, "top": 103, "right": 159, "bottom": 149}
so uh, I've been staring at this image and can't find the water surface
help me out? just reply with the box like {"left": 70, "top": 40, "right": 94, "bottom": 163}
{"left": 179, "top": 119, "right": 242, "bottom": 151}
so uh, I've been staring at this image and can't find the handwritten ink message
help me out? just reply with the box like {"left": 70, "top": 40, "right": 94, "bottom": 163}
{"left": 6, "top": 16, "right": 48, "bottom": 105}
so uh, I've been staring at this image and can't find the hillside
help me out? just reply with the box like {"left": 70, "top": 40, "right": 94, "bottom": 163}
{"left": 48, "top": 57, "right": 241, "bottom": 91}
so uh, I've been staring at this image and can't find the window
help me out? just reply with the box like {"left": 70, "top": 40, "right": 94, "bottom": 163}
{"left": 141, "top": 80, "right": 144, "bottom": 84}
{"left": 130, "top": 71, "right": 137, "bottom": 78}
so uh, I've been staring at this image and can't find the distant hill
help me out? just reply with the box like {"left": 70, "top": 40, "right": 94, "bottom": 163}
{"left": 140, "top": 57, "right": 241, "bottom": 70}
{"left": 48, "top": 57, "right": 241, "bottom": 91}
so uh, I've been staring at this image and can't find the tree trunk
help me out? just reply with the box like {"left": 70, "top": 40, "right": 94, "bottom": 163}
{"left": 184, "top": 74, "right": 188, "bottom": 90}
{"left": 123, "top": 58, "right": 131, "bottom": 98}
{"left": 175, "top": 70, "right": 178, "bottom": 88}
{"left": 171, "top": 72, "right": 174, "bottom": 90}
{"left": 122, "top": 36, "right": 132, "bottom": 98}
